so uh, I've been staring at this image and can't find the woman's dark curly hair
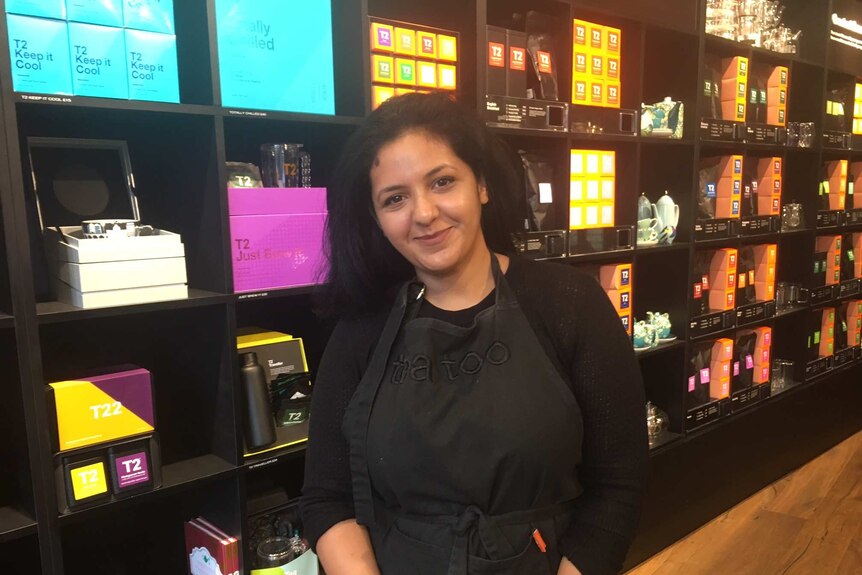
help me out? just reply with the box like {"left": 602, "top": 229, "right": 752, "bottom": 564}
{"left": 318, "top": 93, "right": 522, "bottom": 318}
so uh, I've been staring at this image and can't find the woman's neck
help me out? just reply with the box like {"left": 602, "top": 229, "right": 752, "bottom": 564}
{"left": 418, "top": 249, "right": 509, "bottom": 311}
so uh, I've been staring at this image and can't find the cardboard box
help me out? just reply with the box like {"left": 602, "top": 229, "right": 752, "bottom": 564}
{"left": 710, "top": 376, "right": 730, "bottom": 399}
{"left": 767, "top": 105, "right": 786, "bottom": 126}
{"left": 712, "top": 248, "right": 738, "bottom": 272}
{"left": 768, "top": 66, "right": 788, "bottom": 88}
{"left": 757, "top": 157, "right": 782, "bottom": 180}
{"left": 715, "top": 197, "right": 741, "bottom": 218}
{"left": 48, "top": 366, "right": 155, "bottom": 452}
{"left": 437, "top": 34, "right": 458, "bottom": 62}
{"left": 506, "top": 29, "right": 526, "bottom": 97}
{"left": 713, "top": 338, "right": 734, "bottom": 361}
{"left": 599, "top": 264, "right": 632, "bottom": 291}
{"left": 6, "top": 14, "right": 73, "bottom": 95}
{"left": 716, "top": 155, "right": 744, "bottom": 178}
{"left": 372, "top": 54, "right": 395, "bottom": 83}
{"left": 236, "top": 328, "right": 309, "bottom": 383}
{"left": 228, "top": 187, "right": 328, "bottom": 293}
{"left": 216, "top": 0, "right": 335, "bottom": 115}
{"left": 394, "top": 27, "right": 416, "bottom": 55}
{"left": 417, "top": 30, "right": 437, "bottom": 59}
{"left": 753, "top": 244, "right": 777, "bottom": 266}
{"left": 57, "top": 257, "right": 187, "bottom": 293}
{"left": 372, "top": 84, "right": 394, "bottom": 109}
{"left": 371, "top": 22, "right": 395, "bottom": 52}
{"left": 757, "top": 195, "right": 781, "bottom": 215}
{"left": 124, "top": 30, "right": 180, "bottom": 103}
{"left": 485, "top": 26, "right": 506, "bottom": 96}
{"left": 722, "top": 100, "right": 747, "bottom": 122}
{"left": 767, "top": 86, "right": 787, "bottom": 107}
{"left": 709, "top": 289, "right": 735, "bottom": 310}
{"left": 590, "top": 80, "right": 604, "bottom": 106}
{"left": 605, "top": 289, "right": 631, "bottom": 313}
{"left": 437, "top": 64, "right": 457, "bottom": 90}
{"left": 829, "top": 193, "right": 846, "bottom": 211}
{"left": 715, "top": 177, "right": 742, "bottom": 198}
{"left": 66, "top": 0, "right": 123, "bottom": 26}
{"left": 6, "top": 0, "right": 66, "bottom": 18}
{"left": 605, "top": 83, "right": 620, "bottom": 108}
{"left": 417, "top": 60, "right": 437, "bottom": 88}
{"left": 123, "top": 0, "right": 175, "bottom": 34}
{"left": 722, "top": 56, "right": 748, "bottom": 80}
{"left": 754, "top": 281, "right": 775, "bottom": 301}
{"left": 573, "top": 20, "right": 588, "bottom": 47}
{"left": 395, "top": 58, "right": 416, "bottom": 86}
{"left": 721, "top": 77, "right": 747, "bottom": 101}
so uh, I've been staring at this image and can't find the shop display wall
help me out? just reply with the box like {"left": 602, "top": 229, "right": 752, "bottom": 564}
{"left": 0, "top": 1, "right": 859, "bottom": 573}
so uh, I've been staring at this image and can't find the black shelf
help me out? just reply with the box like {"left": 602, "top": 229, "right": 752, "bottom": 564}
{"left": 487, "top": 125, "right": 569, "bottom": 139}
{"left": 36, "top": 289, "right": 231, "bottom": 324}
{"left": 740, "top": 232, "right": 780, "bottom": 244}
{"left": 635, "top": 340, "right": 685, "bottom": 359}
{"left": 634, "top": 242, "right": 689, "bottom": 254}
{"left": 648, "top": 430, "right": 683, "bottom": 453}
{"left": 0, "top": 507, "right": 36, "bottom": 543}
{"left": 774, "top": 304, "right": 809, "bottom": 319}
{"left": 569, "top": 132, "right": 639, "bottom": 144}
{"left": 220, "top": 107, "right": 364, "bottom": 126}
{"left": 693, "top": 235, "right": 740, "bottom": 248}
{"left": 235, "top": 285, "right": 319, "bottom": 303}
{"left": 560, "top": 248, "right": 635, "bottom": 265}
{"left": 639, "top": 137, "right": 694, "bottom": 146}
{"left": 56, "top": 455, "right": 235, "bottom": 526}
{"left": 243, "top": 441, "right": 309, "bottom": 472}
{"left": 0, "top": 313, "right": 12, "bottom": 329}
{"left": 13, "top": 93, "right": 217, "bottom": 117}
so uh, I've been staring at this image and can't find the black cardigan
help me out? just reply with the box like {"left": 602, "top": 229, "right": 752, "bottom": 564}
{"left": 300, "top": 256, "right": 649, "bottom": 575}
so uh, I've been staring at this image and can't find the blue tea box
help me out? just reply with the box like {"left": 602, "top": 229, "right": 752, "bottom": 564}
{"left": 6, "top": 14, "right": 73, "bottom": 95}
{"left": 66, "top": 0, "right": 124, "bottom": 27}
{"left": 123, "top": 0, "right": 174, "bottom": 34}
{"left": 124, "top": 30, "right": 179, "bottom": 103}
{"left": 68, "top": 22, "right": 128, "bottom": 99}
{"left": 5, "top": 0, "right": 66, "bottom": 19}
{"left": 215, "top": 0, "right": 335, "bottom": 115}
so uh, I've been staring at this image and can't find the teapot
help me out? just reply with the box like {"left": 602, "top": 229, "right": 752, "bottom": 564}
{"left": 653, "top": 191, "right": 680, "bottom": 229}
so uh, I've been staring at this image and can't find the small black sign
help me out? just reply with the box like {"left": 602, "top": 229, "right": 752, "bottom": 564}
{"left": 823, "top": 131, "right": 852, "bottom": 150}
{"left": 804, "top": 356, "right": 833, "bottom": 380}
{"left": 810, "top": 285, "right": 836, "bottom": 305}
{"left": 816, "top": 210, "right": 843, "bottom": 229}
{"left": 833, "top": 347, "right": 856, "bottom": 368}
{"left": 839, "top": 279, "right": 861, "bottom": 299}
{"left": 694, "top": 219, "right": 739, "bottom": 241}
{"left": 737, "top": 301, "right": 776, "bottom": 326}
{"left": 740, "top": 216, "right": 779, "bottom": 236}
{"left": 690, "top": 310, "right": 736, "bottom": 339}
{"left": 700, "top": 118, "right": 743, "bottom": 141}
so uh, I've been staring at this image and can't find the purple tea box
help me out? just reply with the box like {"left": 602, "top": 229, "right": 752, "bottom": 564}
{"left": 48, "top": 365, "right": 155, "bottom": 452}
{"left": 228, "top": 187, "right": 328, "bottom": 293}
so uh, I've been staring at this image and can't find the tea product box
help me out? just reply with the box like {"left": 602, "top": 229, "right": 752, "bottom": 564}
{"left": 66, "top": 0, "right": 123, "bottom": 27}
{"left": 123, "top": 0, "right": 175, "bottom": 34}
{"left": 6, "top": 14, "right": 73, "bottom": 95}
{"left": 124, "top": 29, "right": 179, "bottom": 102}
{"left": 68, "top": 22, "right": 129, "bottom": 99}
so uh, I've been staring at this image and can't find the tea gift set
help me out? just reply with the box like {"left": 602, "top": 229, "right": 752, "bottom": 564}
{"left": 637, "top": 190, "right": 680, "bottom": 246}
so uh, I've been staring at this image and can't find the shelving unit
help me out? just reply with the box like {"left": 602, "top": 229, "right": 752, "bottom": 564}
{"left": 0, "top": 0, "right": 859, "bottom": 573}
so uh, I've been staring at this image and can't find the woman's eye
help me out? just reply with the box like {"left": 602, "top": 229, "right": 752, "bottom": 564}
{"left": 433, "top": 176, "right": 455, "bottom": 189}
{"left": 383, "top": 194, "right": 405, "bottom": 207}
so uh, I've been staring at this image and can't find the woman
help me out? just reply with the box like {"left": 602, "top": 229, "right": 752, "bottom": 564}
{"left": 301, "top": 93, "right": 648, "bottom": 575}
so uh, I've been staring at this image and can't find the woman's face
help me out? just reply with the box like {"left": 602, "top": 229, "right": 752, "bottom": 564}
{"left": 370, "top": 130, "right": 489, "bottom": 280}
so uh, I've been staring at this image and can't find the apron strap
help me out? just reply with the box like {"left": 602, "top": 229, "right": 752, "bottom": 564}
{"left": 347, "top": 282, "right": 416, "bottom": 526}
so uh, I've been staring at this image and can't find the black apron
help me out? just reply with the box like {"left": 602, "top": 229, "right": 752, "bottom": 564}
{"left": 344, "top": 255, "right": 584, "bottom": 574}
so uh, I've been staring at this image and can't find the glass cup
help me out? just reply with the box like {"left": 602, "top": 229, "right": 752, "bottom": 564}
{"left": 771, "top": 359, "right": 795, "bottom": 393}
{"left": 257, "top": 536, "right": 294, "bottom": 568}
{"left": 799, "top": 122, "right": 814, "bottom": 148}
{"left": 786, "top": 122, "right": 799, "bottom": 147}
{"left": 781, "top": 203, "right": 803, "bottom": 231}
{"left": 260, "top": 143, "right": 303, "bottom": 188}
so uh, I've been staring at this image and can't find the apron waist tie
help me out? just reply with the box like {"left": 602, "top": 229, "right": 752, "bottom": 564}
{"left": 382, "top": 499, "right": 579, "bottom": 575}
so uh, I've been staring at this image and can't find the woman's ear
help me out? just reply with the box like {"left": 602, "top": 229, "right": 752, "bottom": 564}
{"left": 478, "top": 179, "right": 489, "bottom": 205}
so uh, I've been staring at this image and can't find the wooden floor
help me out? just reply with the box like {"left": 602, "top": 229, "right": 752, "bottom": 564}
{"left": 626, "top": 429, "right": 862, "bottom": 575}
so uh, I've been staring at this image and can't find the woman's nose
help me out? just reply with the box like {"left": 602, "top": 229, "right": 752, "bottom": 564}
{"left": 412, "top": 190, "right": 439, "bottom": 224}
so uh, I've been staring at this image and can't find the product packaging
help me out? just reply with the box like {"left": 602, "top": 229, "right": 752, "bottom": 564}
{"left": 5, "top": 0, "right": 66, "bottom": 19}
{"left": 123, "top": 0, "right": 175, "bottom": 34}
{"left": 215, "top": 0, "right": 335, "bottom": 114}
{"left": 68, "top": 22, "right": 129, "bottom": 99}
{"left": 6, "top": 14, "right": 74, "bottom": 95}
{"left": 66, "top": 0, "right": 123, "bottom": 27}
{"left": 124, "top": 29, "right": 180, "bottom": 103}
